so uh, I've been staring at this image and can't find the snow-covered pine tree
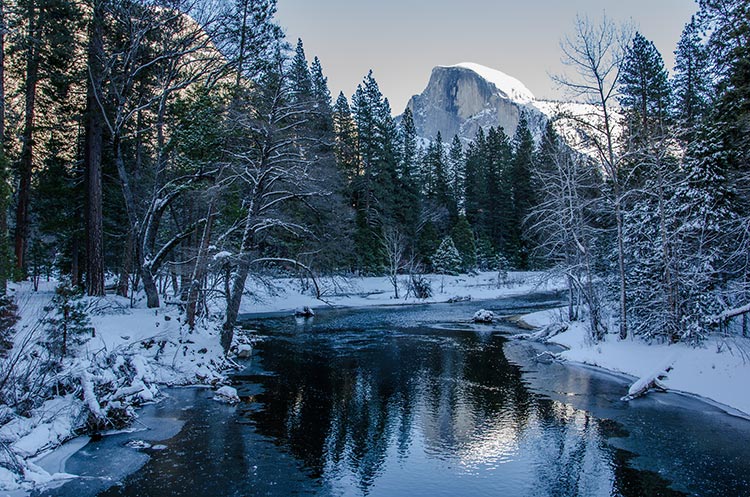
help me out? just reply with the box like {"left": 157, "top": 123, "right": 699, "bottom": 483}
{"left": 448, "top": 135, "right": 465, "bottom": 216}
{"left": 475, "top": 236, "right": 497, "bottom": 271}
{"left": 43, "top": 279, "right": 93, "bottom": 361}
{"left": 618, "top": 31, "right": 678, "bottom": 340}
{"left": 671, "top": 128, "right": 737, "bottom": 341}
{"left": 432, "top": 236, "right": 462, "bottom": 275}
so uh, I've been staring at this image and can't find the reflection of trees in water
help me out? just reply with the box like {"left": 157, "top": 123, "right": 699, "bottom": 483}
{"left": 247, "top": 330, "right": 537, "bottom": 490}
{"left": 245, "top": 328, "right": 680, "bottom": 496}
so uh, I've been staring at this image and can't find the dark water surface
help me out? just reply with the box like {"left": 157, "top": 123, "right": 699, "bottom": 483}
{"left": 40, "top": 294, "right": 750, "bottom": 497}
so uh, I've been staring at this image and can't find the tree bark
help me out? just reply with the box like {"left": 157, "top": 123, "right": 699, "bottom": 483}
{"left": 15, "top": 0, "right": 40, "bottom": 278}
{"left": 84, "top": 0, "right": 105, "bottom": 296}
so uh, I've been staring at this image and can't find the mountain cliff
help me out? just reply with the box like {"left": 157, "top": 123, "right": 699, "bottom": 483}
{"left": 405, "top": 62, "right": 588, "bottom": 145}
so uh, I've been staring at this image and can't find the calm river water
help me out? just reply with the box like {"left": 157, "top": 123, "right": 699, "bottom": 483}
{"left": 38, "top": 293, "right": 750, "bottom": 496}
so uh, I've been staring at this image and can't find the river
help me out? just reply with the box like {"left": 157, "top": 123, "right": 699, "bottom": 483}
{"left": 37, "top": 293, "right": 750, "bottom": 496}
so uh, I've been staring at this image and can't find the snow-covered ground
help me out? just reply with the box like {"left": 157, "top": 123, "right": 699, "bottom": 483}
{"left": 519, "top": 308, "right": 750, "bottom": 418}
{"left": 238, "top": 271, "right": 558, "bottom": 314}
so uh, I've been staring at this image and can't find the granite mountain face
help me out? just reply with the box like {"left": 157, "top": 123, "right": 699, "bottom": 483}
{"left": 405, "top": 62, "right": 589, "bottom": 146}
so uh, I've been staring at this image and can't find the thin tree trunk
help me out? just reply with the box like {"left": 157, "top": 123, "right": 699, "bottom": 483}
{"left": 85, "top": 0, "right": 105, "bottom": 296}
{"left": 222, "top": 193, "right": 258, "bottom": 352}
{"left": 0, "top": 0, "right": 6, "bottom": 294}
{"left": 15, "top": 0, "right": 40, "bottom": 278}
{"left": 71, "top": 235, "right": 80, "bottom": 288}
{"left": 116, "top": 231, "right": 133, "bottom": 297}
{"left": 615, "top": 195, "right": 627, "bottom": 340}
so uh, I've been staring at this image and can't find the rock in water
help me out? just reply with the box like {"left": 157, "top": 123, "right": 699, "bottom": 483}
{"left": 236, "top": 344, "right": 253, "bottom": 358}
{"left": 294, "top": 306, "right": 315, "bottom": 318}
{"left": 473, "top": 309, "right": 495, "bottom": 323}
{"left": 213, "top": 386, "right": 240, "bottom": 404}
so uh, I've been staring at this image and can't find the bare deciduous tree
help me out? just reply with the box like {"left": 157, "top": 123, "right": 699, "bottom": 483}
{"left": 554, "top": 15, "right": 632, "bottom": 339}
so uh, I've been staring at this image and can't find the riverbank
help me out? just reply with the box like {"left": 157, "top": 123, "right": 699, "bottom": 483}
{"left": 517, "top": 308, "right": 750, "bottom": 418}
{"left": 237, "top": 271, "right": 558, "bottom": 314}
{"left": 0, "top": 281, "right": 233, "bottom": 493}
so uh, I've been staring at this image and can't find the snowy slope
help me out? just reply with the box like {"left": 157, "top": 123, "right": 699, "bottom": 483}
{"left": 441, "top": 62, "right": 535, "bottom": 103}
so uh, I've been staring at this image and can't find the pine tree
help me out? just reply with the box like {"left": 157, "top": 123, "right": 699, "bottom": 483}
{"left": 290, "top": 38, "right": 313, "bottom": 101}
{"left": 350, "top": 71, "right": 402, "bottom": 270}
{"left": 43, "top": 279, "right": 93, "bottom": 361}
{"left": 475, "top": 236, "right": 497, "bottom": 271}
{"left": 422, "top": 132, "right": 452, "bottom": 214}
{"left": 447, "top": 135, "right": 464, "bottom": 216}
{"left": 619, "top": 32, "right": 681, "bottom": 340}
{"left": 619, "top": 32, "right": 672, "bottom": 155}
{"left": 451, "top": 216, "right": 476, "bottom": 272}
{"left": 333, "top": 92, "right": 360, "bottom": 183}
{"left": 670, "top": 130, "right": 736, "bottom": 341}
{"left": 510, "top": 114, "right": 535, "bottom": 269}
{"left": 485, "top": 127, "right": 514, "bottom": 261}
{"left": 463, "top": 128, "right": 487, "bottom": 230}
{"left": 432, "top": 236, "right": 462, "bottom": 275}
{"left": 0, "top": 294, "right": 18, "bottom": 357}
{"left": 673, "top": 16, "right": 711, "bottom": 139}
{"left": 394, "top": 107, "right": 420, "bottom": 237}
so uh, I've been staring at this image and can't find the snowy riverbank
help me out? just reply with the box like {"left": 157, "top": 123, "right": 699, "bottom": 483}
{"left": 237, "top": 271, "right": 559, "bottom": 314}
{"left": 0, "top": 281, "right": 234, "bottom": 494}
{"left": 518, "top": 308, "right": 750, "bottom": 418}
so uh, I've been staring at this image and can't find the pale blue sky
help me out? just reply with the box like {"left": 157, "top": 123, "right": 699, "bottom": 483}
{"left": 276, "top": 0, "right": 699, "bottom": 112}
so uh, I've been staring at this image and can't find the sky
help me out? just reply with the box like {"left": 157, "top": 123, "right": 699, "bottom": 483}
{"left": 275, "top": 0, "right": 700, "bottom": 113}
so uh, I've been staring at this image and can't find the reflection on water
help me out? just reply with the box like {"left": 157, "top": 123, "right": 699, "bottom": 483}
{"left": 40, "top": 295, "right": 750, "bottom": 497}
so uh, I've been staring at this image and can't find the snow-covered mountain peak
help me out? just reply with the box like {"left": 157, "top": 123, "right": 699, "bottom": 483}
{"left": 441, "top": 62, "right": 535, "bottom": 103}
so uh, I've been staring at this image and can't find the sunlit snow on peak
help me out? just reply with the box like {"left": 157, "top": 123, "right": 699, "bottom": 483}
{"left": 442, "top": 62, "right": 535, "bottom": 103}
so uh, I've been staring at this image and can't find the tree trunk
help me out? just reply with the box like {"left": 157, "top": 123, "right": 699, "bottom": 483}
{"left": 222, "top": 259, "right": 248, "bottom": 353}
{"left": 222, "top": 195, "right": 258, "bottom": 353}
{"left": 0, "top": 0, "right": 6, "bottom": 294}
{"left": 15, "top": 1, "right": 40, "bottom": 278}
{"left": 187, "top": 201, "right": 216, "bottom": 329}
{"left": 71, "top": 235, "right": 80, "bottom": 288}
{"left": 84, "top": 0, "right": 105, "bottom": 296}
{"left": 615, "top": 197, "right": 627, "bottom": 340}
{"left": 116, "top": 231, "right": 133, "bottom": 297}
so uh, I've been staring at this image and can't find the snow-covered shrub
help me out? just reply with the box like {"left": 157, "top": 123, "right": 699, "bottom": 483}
{"left": 408, "top": 274, "right": 432, "bottom": 299}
